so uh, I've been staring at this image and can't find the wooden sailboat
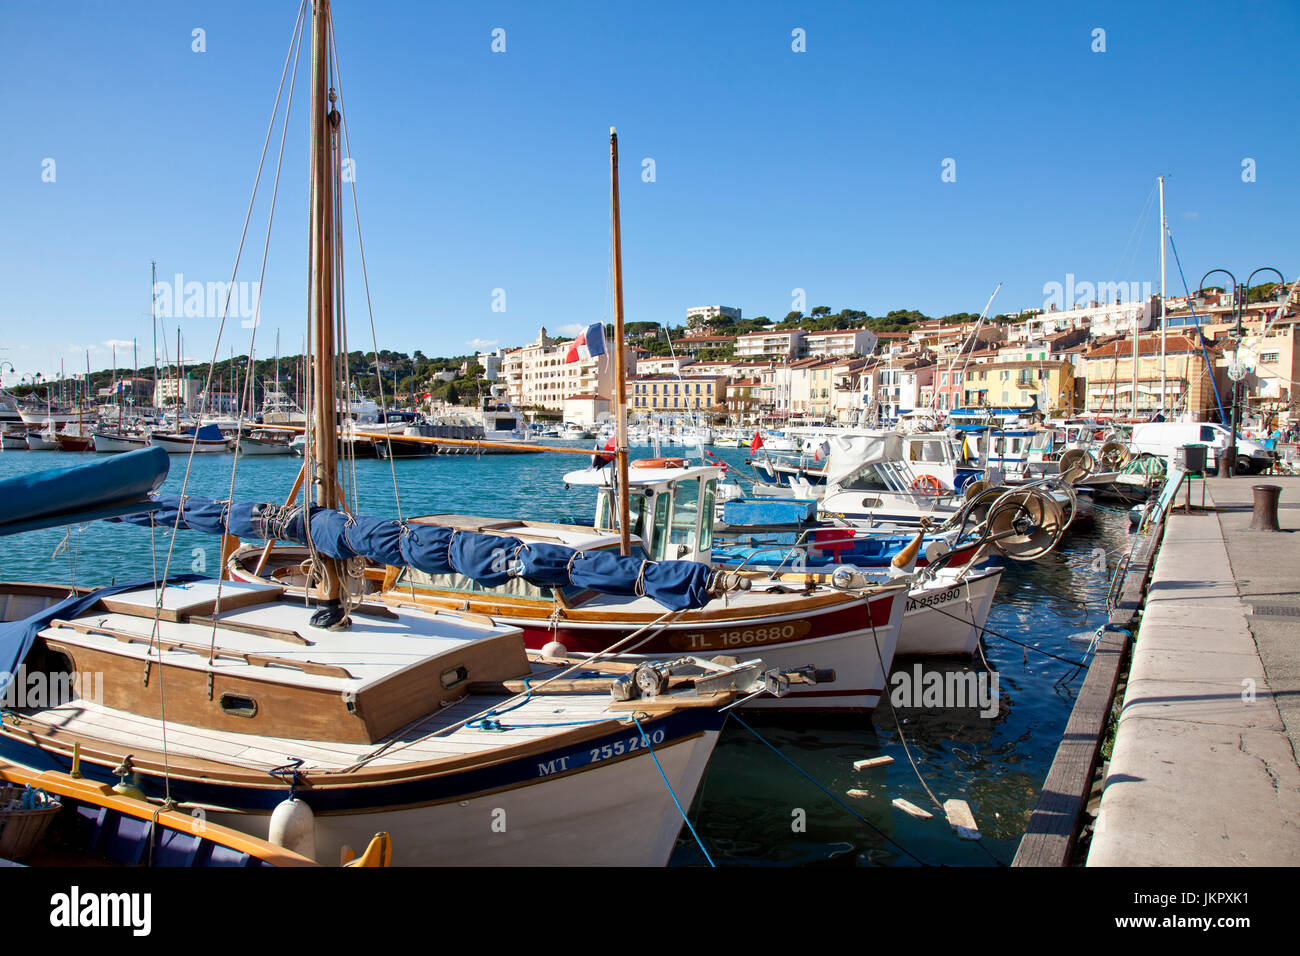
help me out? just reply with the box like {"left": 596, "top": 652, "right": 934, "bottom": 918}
{"left": 228, "top": 129, "right": 911, "bottom": 711}
{"left": 0, "top": 2, "right": 784, "bottom": 866}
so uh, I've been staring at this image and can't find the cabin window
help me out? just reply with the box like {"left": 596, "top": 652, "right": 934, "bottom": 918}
{"left": 651, "top": 491, "right": 671, "bottom": 560}
{"left": 667, "top": 478, "right": 701, "bottom": 557}
{"left": 699, "top": 479, "right": 716, "bottom": 552}
{"left": 219, "top": 694, "right": 258, "bottom": 718}
{"left": 1199, "top": 426, "right": 1217, "bottom": 442}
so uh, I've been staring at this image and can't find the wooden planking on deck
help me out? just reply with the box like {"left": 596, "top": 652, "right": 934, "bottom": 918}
{"left": 25, "top": 689, "right": 625, "bottom": 771}
{"left": 1011, "top": 515, "right": 1163, "bottom": 867}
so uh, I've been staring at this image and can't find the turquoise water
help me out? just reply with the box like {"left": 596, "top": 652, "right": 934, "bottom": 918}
{"left": 0, "top": 443, "right": 1130, "bottom": 867}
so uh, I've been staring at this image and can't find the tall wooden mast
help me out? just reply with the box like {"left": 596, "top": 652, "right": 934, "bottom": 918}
{"left": 308, "top": 0, "right": 346, "bottom": 623}
{"left": 610, "top": 128, "right": 631, "bottom": 556}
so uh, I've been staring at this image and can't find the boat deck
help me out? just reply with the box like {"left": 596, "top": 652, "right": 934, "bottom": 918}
{"left": 19, "top": 680, "right": 620, "bottom": 772}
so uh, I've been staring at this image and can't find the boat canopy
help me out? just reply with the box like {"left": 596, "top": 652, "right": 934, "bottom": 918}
{"left": 0, "top": 446, "right": 168, "bottom": 537}
{"left": 823, "top": 433, "right": 903, "bottom": 486}
{"left": 113, "top": 493, "right": 715, "bottom": 611}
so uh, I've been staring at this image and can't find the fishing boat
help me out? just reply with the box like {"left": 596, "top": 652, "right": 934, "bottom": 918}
{"left": 232, "top": 430, "right": 294, "bottom": 456}
{"left": 150, "top": 423, "right": 231, "bottom": 454}
{"left": 25, "top": 427, "right": 59, "bottom": 452}
{"left": 93, "top": 430, "right": 151, "bottom": 454}
{"left": 1, "top": 429, "right": 28, "bottom": 451}
{"left": 0, "top": 755, "right": 349, "bottom": 867}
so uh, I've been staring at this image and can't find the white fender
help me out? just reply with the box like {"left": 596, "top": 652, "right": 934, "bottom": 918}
{"left": 268, "top": 797, "right": 316, "bottom": 861}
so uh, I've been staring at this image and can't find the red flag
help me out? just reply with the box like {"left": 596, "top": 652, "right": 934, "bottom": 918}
{"left": 749, "top": 430, "right": 764, "bottom": 454}
{"left": 591, "top": 435, "right": 615, "bottom": 469}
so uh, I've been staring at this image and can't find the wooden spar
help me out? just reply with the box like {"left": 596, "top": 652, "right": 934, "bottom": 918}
{"left": 255, "top": 424, "right": 594, "bottom": 455}
{"left": 308, "top": 0, "right": 342, "bottom": 606}
{"left": 610, "top": 128, "right": 631, "bottom": 557}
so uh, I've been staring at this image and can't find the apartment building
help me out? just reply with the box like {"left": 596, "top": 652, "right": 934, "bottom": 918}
{"left": 636, "top": 355, "right": 695, "bottom": 376}
{"left": 735, "top": 328, "right": 806, "bottom": 361}
{"left": 803, "top": 328, "right": 878, "bottom": 359}
{"left": 627, "top": 375, "right": 725, "bottom": 416}
{"left": 500, "top": 326, "right": 629, "bottom": 412}
{"left": 960, "top": 359, "right": 1076, "bottom": 414}
{"left": 1081, "top": 334, "right": 1221, "bottom": 419}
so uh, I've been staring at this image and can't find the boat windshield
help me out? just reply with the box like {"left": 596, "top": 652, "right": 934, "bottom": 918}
{"left": 907, "top": 439, "right": 949, "bottom": 463}
{"left": 840, "top": 462, "right": 892, "bottom": 493}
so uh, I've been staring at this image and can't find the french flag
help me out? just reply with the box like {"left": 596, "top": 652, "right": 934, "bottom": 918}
{"left": 565, "top": 323, "right": 607, "bottom": 364}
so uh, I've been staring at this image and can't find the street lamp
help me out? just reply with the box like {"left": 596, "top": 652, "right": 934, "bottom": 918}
{"left": 1197, "top": 267, "right": 1286, "bottom": 477}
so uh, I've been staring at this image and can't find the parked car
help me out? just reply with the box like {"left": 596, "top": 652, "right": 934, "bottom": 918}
{"left": 1130, "top": 421, "right": 1275, "bottom": 474}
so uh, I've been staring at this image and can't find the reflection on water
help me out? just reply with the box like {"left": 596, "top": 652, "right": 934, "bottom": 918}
{"left": 0, "top": 445, "right": 1132, "bottom": 867}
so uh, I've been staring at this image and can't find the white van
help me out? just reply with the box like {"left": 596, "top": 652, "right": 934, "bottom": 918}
{"left": 1129, "top": 421, "right": 1274, "bottom": 475}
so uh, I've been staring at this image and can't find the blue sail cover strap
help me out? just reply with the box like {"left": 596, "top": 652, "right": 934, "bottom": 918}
{"left": 112, "top": 494, "right": 714, "bottom": 611}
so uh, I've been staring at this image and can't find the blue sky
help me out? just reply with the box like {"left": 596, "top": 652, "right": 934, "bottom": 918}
{"left": 1, "top": 0, "right": 1297, "bottom": 383}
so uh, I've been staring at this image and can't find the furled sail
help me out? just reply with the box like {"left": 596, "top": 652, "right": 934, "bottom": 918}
{"left": 112, "top": 494, "right": 716, "bottom": 611}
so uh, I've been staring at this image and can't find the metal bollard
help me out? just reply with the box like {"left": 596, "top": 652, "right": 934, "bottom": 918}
{"left": 1249, "top": 484, "right": 1282, "bottom": 532}
{"left": 1218, "top": 448, "right": 1238, "bottom": 478}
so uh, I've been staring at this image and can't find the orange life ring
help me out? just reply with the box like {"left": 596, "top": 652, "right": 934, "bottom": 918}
{"left": 632, "top": 457, "right": 687, "bottom": 469}
{"left": 910, "top": 474, "right": 944, "bottom": 495}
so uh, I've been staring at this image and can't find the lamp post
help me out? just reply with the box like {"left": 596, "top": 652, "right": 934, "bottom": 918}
{"left": 1197, "top": 267, "right": 1286, "bottom": 477}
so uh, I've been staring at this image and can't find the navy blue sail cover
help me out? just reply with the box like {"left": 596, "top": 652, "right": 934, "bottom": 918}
{"left": 110, "top": 494, "right": 714, "bottom": 611}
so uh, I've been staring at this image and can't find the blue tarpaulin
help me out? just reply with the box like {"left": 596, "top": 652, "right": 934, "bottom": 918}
{"left": 109, "top": 494, "right": 716, "bottom": 611}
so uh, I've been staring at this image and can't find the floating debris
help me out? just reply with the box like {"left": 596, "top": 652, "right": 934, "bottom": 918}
{"left": 892, "top": 798, "right": 933, "bottom": 819}
{"left": 853, "top": 756, "right": 894, "bottom": 771}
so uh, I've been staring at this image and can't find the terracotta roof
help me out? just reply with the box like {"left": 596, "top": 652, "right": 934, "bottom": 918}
{"left": 1085, "top": 334, "right": 1218, "bottom": 359}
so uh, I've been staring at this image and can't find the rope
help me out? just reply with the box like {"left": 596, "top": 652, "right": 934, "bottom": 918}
{"left": 631, "top": 713, "right": 714, "bottom": 866}
{"left": 327, "top": 16, "right": 405, "bottom": 521}
{"left": 209, "top": 4, "right": 307, "bottom": 661}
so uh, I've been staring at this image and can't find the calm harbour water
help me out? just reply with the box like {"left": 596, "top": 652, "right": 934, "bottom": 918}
{"left": 0, "top": 442, "right": 1131, "bottom": 867}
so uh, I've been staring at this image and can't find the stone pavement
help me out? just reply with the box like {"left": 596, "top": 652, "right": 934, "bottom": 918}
{"left": 1087, "top": 476, "right": 1300, "bottom": 865}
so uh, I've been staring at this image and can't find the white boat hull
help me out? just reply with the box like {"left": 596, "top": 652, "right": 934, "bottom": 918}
{"left": 897, "top": 567, "right": 1002, "bottom": 657}
{"left": 151, "top": 433, "right": 230, "bottom": 454}
{"left": 93, "top": 432, "right": 150, "bottom": 454}
{"left": 25, "top": 432, "right": 58, "bottom": 451}
{"left": 234, "top": 437, "right": 292, "bottom": 455}
{"left": 207, "top": 729, "right": 720, "bottom": 866}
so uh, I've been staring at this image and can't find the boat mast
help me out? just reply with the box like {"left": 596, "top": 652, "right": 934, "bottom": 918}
{"left": 1158, "top": 174, "right": 1167, "bottom": 417}
{"left": 609, "top": 128, "right": 631, "bottom": 556}
{"left": 307, "top": 0, "right": 346, "bottom": 622}
{"left": 151, "top": 260, "right": 158, "bottom": 417}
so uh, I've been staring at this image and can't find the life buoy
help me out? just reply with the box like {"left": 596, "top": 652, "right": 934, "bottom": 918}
{"left": 632, "top": 457, "right": 687, "bottom": 469}
{"left": 910, "top": 474, "right": 944, "bottom": 495}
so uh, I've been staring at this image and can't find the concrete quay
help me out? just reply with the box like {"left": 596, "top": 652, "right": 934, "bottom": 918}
{"left": 1087, "top": 476, "right": 1300, "bottom": 866}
